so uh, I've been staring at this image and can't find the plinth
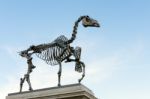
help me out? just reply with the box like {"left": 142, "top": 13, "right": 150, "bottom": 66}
{"left": 6, "top": 84, "right": 97, "bottom": 99}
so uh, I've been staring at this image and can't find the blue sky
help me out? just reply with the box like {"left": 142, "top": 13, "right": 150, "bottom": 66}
{"left": 0, "top": 0, "right": 150, "bottom": 99}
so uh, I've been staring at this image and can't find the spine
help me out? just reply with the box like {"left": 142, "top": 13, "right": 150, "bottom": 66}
{"left": 66, "top": 16, "right": 85, "bottom": 44}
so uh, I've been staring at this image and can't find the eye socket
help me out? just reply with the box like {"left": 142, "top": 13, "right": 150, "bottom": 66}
{"left": 85, "top": 17, "right": 90, "bottom": 22}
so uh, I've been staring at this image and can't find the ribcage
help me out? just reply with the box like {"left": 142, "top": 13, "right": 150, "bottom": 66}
{"left": 35, "top": 35, "right": 71, "bottom": 66}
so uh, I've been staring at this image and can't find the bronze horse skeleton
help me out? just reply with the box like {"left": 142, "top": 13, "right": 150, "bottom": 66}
{"left": 19, "top": 15, "right": 100, "bottom": 92}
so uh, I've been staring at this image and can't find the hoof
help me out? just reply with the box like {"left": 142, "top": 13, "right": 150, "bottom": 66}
{"left": 78, "top": 79, "right": 81, "bottom": 83}
{"left": 29, "top": 87, "right": 33, "bottom": 91}
{"left": 58, "top": 84, "right": 61, "bottom": 87}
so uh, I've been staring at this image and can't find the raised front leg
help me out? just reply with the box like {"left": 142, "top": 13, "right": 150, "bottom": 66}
{"left": 78, "top": 62, "right": 85, "bottom": 83}
{"left": 73, "top": 47, "right": 86, "bottom": 83}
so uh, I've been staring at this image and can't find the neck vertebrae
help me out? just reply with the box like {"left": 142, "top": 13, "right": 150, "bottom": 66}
{"left": 66, "top": 16, "right": 86, "bottom": 44}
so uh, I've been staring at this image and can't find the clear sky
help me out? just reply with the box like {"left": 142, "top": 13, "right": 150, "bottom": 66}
{"left": 0, "top": 0, "right": 150, "bottom": 99}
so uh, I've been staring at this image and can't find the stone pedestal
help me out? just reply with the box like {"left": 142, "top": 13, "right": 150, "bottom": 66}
{"left": 6, "top": 84, "right": 97, "bottom": 99}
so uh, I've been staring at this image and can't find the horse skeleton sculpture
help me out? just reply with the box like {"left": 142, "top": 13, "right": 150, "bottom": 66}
{"left": 19, "top": 15, "right": 100, "bottom": 92}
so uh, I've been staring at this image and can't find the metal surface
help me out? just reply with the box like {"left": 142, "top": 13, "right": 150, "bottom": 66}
{"left": 19, "top": 15, "right": 100, "bottom": 92}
